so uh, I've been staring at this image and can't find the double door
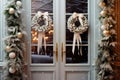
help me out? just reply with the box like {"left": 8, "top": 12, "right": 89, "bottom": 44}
{"left": 29, "top": 0, "right": 91, "bottom": 80}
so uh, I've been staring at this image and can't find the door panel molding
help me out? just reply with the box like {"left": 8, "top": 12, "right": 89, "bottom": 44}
{"left": 65, "top": 71, "right": 90, "bottom": 80}
{"left": 31, "top": 71, "right": 55, "bottom": 80}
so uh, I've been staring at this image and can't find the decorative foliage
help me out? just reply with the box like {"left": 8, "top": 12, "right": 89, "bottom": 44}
{"left": 3, "top": 0, "right": 26, "bottom": 80}
{"left": 96, "top": 0, "right": 117, "bottom": 80}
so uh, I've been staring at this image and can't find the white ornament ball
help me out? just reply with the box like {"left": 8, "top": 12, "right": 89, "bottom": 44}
{"left": 103, "top": 30, "right": 110, "bottom": 37}
{"left": 17, "top": 32, "right": 23, "bottom": 38}
{"left": 101, "top": 25, "right": 106, "bottom": 30}
{"left": 9, "top": 67, "right": 16, "bottom": 74}
{"left": 100, "top": 10, "right": 107, "bottom": 17}
{"left": 5, "top": 46, "right": 11, "bottom": 52}
{"left": 9, "top": 52, "right": 16, "bottom": 59}
{"left": 99, "top": 2, "right": 106, "bottom": 8}
{"left": 101, "top": 24, "right": 109, "bottom": 30}
{"left": 16, "top": 1, "right": 22, "bottom": 7}
{"left": 9, "top": 8, "right": 15, "bottom": 14}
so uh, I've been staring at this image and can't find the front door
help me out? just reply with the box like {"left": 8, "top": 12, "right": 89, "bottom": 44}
{"left": 29, "top": 0, "right": 91, "bottom": 80}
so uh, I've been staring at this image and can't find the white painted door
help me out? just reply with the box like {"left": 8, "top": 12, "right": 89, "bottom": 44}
{"left": 28, "top": 0, "right": 92, "bottom": 80}
{"left": 59, "top": 0, "right": 90, "bottom": 80}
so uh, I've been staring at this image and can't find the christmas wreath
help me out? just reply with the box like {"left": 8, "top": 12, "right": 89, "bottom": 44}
{"left": 32, "top": 11, "right": 52, "bottom": 32}
{"left": 32, "top": 11, "right": 53, "bottom": 54}
{"left": 67, "top": 12, "right": 88, "bottom": 33}
{"left": 67, "top": 12, "right": 88, "bottom": 55}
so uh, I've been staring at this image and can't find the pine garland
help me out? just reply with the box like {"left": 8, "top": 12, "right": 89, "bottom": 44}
{"left": 3, "top": 0, "right": 26, "bottom": 80}
{"left": 96, "top": 0, "right": 117, "bottom": 80}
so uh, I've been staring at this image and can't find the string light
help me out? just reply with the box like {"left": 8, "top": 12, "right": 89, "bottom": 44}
{"left": 49, "top": 30, "right": 53, "bottom": 34}
{"left": 45, "top": 37, "right": 48, "bottom": 40}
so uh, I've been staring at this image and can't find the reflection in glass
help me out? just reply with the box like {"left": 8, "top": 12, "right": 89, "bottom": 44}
{"left": 31, "top": 29, "right": 54, "bottom": 63}
{"left": 66, "top": 19, "right": 88, "bottom": 63}
{"left": 32, "top": 0, "right": 53, "bottom": 13}
{"left": 66, "top": 0, "right": 88, "bottom": 63}
{"left": 66, "top": 46, "right": 88, "bottom": 63}
{"left": 32, "top": 46, "right": 53, "bottom": 63}
{"left": 66, "top": 0, "right": 88, "bottom": 13}
{"left": 31, "top": 0, "right": 53, "bottom": 64}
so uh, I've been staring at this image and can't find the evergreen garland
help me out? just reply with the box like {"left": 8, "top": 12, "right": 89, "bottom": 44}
{"left": 96, "top": 0, "right": 117, "bottom": 80}
{"left": 3, "top": 0, "right": 26, "bottom": 80}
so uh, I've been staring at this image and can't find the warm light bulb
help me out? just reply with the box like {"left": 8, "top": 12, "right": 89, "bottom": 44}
{"left": 33, "top": 38, "right": 35, "bottom": 41}
{"left": 35, "top": 32, "right": 37, "bottom": 35}
{"left": 49, "top": 30, "right": 54, "bottom": 34}
{"left": 45, "top": 37, "right": 48, "bottom": 40}
{"left": 32, "top": 34, "right": 35, "bottom": 37}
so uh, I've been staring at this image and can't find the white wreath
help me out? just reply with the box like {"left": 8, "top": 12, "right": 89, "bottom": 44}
{"left": 32, "top": 11, "right": 52, "bottom": 32}
{"left": 67, "top": 12, "right": 88, "bottom": 33}
{"left": 67, "top": 12, "right": 88, "bottom": 55}
{"left": 31, "top": 11, "right": 52, "bottom": 54}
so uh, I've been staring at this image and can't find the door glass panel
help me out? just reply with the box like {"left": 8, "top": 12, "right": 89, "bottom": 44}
{"left": 31, "top": 0, "right": 53, "bottom": 64}
{"left": 66, "top": 0, "right": 88, "bottom": 64}
{"left": 32, "top": 0, "right": 53, "bottom": 13}
{"left": 66, "top": 0, "right": 88, "bottom": 13}
{"left": 66, "top": 46, "right": 88, "bottom": 63}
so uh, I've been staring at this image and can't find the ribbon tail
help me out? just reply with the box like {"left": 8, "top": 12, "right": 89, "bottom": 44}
{"left": 72, "top": 33, "right": 77, "bottom": 54}
{"left": 38, "top": 32, "right": 43, "bottom": 54}
{"left": 43, "top": 34, "right": 47, "bottom": 55}
{"left": 76, "top": 37, "right": 80, "bottom": 55}
{"left": 78, "top": 35, "right": 82, "bottom": 56}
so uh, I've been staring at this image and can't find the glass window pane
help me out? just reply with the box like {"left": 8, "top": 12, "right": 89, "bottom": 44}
{"left": 32, "top": 0, "right": 53, "bottom": 13}
{"left": 66, "top": 0, "right": 88, "bottom": 64}
{"left": 31, "top": 0, "right": 54, "bottom": 64}
{"left": 66, "top": 46, "right": 88, "bottom": 63}
{"left": 32, "top": 46, "right": 53, "bottom": 63}
{"left": 66, "top": 0, "right": 88, "bottom": 13}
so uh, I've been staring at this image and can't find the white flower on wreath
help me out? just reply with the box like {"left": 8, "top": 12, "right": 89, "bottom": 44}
{"left": 32, "top": 11, "right": 52, "bottom": 32}
{"left": 67, "top": 12, "right": 88, "bottom": 33}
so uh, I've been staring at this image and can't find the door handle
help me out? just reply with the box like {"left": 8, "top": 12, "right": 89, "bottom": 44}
{"left": 54, "top": 43, "right": 58, "bottom": 62}
{"left": 61, "top": 43, "right": 66, "bottom": 62}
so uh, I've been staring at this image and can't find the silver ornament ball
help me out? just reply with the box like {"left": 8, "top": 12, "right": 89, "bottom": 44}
{"left": 9, "top": 8, "right": 15, "bottom": 14}
{"left": 9, "top": 67, "right": 16, "bottom": 74}
{"left": 17, "top": 32, "right": 23, "bottom": 38}
{"left": 16, "top": 1, "right": 22, "bottom": 7}
{"left": 100, "top": 10, "right": 107, "bottom": 17}
{"left": 9, "top": 52, "right": 16, "bottom": 59}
